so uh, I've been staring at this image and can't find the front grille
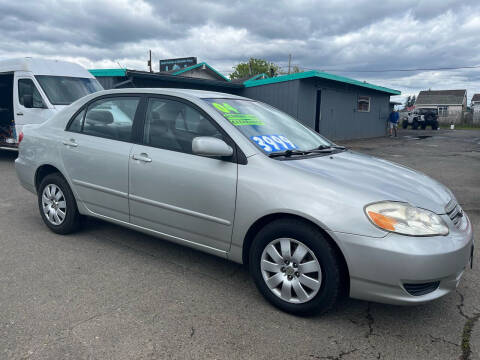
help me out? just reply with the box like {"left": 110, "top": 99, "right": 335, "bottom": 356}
{"left": 445, "top": 199, "right": 464, "bottom": 228}
{"left": 404, "top": 281, "right": 440, "bottom": 296}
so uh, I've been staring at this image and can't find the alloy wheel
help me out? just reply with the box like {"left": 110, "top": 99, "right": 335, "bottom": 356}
{"left": 41, "top": 184, "right": 67, "bottom": 226}
{"left": 260, "top": 238, "right": 322, "bottom": 304}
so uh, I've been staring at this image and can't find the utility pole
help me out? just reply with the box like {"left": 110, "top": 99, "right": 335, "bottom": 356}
{"left": 288, "top": 54, "right": 292, "bottom": 74}
{"left": 148, "top": 50, "right": 153, "bottom": 72}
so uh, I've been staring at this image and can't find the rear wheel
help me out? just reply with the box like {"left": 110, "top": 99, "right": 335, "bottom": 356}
{"left": 249, "top": 219, "right": 343, "bottom": 315}
{"left": 432, "top": 122, "right": 439, "bottom": 130}
{"left": 38, "top": 173, "right": 81, "bottom": 234}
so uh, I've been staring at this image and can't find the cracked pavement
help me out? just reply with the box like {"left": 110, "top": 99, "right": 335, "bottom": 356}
{"left": 0, "top": 129, "right": 479, "bottom": 359}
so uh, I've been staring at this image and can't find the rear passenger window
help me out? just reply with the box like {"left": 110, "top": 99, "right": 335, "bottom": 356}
{"left": 71, "top": 97, "right": 139, "bottom": 141}
{"left": 68, "top": 110, "right": 84, "bottom": 133}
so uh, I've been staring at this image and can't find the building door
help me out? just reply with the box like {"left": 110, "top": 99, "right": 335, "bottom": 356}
{"left": 314, "top": 90, "right": 321, "bottom": 132}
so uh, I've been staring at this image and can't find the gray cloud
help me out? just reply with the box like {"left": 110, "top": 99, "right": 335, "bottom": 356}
{"left": 0, "top": 0, "right": 479, "bottom": 103}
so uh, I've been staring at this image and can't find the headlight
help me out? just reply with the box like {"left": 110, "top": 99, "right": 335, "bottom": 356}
{"left": 365, "top": 201, "right": 449, "bottom": 236}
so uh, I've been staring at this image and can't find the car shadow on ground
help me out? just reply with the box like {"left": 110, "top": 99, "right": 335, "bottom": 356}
{"left": 79, "top": 215, "right": 448, "bottom": 322}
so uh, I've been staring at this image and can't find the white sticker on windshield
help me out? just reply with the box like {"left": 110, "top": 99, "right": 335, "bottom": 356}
{"left": 250, "top": 135, "right": 297, "bottom": 152}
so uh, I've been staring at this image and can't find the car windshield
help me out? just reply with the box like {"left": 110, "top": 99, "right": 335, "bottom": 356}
{"left": 203, "top": 98, "right": 332, "bottom": 155}
{"left": 35, "top": 76, "right": 103, "bottom": 105}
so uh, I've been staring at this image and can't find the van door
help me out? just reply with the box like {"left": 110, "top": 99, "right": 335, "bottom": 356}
{"left": 13, "top": 72, "right": 55, "bottom": 138}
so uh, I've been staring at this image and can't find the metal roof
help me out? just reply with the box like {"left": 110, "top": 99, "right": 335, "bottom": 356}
{"left": 416, "top": 89, "right": 466, "bottom": 105}
{"left": 243, "top": 70, "right": 401, "bottom": 95}
{"left": 125, "top": 70, "right": 243, "bottom": 88}
{"left": 89, "top": 67, "right": 400, "bottom": 95}
{"left": 89, "top": 68, "right": 126, "bottom": 77}
{"left": 171, "top": 62, "right": 230, "bottom": 81}
{"left": 471, "top": 93, "right": 480, "bottom": 102}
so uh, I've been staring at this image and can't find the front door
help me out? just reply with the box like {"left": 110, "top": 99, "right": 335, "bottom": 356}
{"left": 60, "top": 95, "right": 141, "bottom": 222}
{"left": 128, "top": 97, "right": 238, "bottom": 252}
{"left": 13, "top": 73, "right": 55, "bottom": 137}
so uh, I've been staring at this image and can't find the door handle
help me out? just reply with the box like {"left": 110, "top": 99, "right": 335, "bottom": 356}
{"left": 62, "top": 139, "right": 78, "bottom": 147}
{"left": 131, "top": 153, "right": 152, "bottom": 162}
{"left": 16, "top": 112, "right": 23, "bottom": 116}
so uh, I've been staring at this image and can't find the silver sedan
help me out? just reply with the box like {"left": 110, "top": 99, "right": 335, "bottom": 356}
{"left": 15, "top": 89, "right": 474, "bottom": 315}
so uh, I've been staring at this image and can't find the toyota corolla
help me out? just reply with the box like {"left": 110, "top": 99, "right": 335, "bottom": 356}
{"left": 15, "top": 89, "right": 474, "bottom": 315}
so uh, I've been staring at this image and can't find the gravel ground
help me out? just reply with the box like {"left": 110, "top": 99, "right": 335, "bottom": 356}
{"left": 0, "top": 128, "right": 479, "bottom": 359}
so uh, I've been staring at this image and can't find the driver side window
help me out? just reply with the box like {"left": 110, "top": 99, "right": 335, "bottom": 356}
{"left": 18, "top": 79, "right": 44, "bottom": 108}
{"left": 144, "top": 98, "right": 223, "bottom": 154}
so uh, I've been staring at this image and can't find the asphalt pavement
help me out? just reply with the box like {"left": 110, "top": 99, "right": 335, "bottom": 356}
{"left": 0, "top": 129, "right": 479, "bottom": 359}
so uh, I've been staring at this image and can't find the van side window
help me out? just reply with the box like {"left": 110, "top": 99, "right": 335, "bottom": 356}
{"left": 81, "top": 97, "right": 139, "bottom": 141}
{"left": 18, "top": 79, "right": 44, "bottom": 108}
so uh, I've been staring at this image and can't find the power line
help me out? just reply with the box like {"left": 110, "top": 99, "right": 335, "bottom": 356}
{"left": 288, "top": 64, "right": 480, "bottom": 73}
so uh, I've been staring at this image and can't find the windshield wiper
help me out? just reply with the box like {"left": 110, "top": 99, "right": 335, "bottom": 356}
{"left": 268, "top": 150, "right": 309, "bottom": 158}
{"left": 308, "top": 144, "right": 347, "bottom": 153}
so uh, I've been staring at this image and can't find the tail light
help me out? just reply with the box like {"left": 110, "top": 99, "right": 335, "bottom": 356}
{"left": 18, "top": 131, "right": 24, "bottom": 144}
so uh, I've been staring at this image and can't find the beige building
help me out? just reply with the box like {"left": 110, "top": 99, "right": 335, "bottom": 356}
{"left": 415, "top": 89, "right": 467, "bottom": 124}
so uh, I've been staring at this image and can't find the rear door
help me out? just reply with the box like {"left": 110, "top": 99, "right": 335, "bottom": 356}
{"left": 128, "top": 96, "right": 238, "bottom": 252}
{"left": 60, "top": 95, "right": 141, "bottom": 222}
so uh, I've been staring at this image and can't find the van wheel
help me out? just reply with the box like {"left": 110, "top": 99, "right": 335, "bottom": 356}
{"left": 38, "top": 173, "right": 81, "bottom": 234}
{"left": 249, "top": 219, "right": 343, "bottom": 315}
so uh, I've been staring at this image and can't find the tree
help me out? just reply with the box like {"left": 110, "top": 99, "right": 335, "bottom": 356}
{"left": 411, "top": 95, "right": 416, "bottom": 107}
{"left": 404, "top": 95, "right": 411, "bottom": 109}
{"left": 230, "top": 58, "right": 280, "bottom": 80}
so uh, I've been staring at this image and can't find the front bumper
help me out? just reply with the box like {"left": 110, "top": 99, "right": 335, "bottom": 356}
{"left": 330, "top": 214, "right": 474, "bottom": 305}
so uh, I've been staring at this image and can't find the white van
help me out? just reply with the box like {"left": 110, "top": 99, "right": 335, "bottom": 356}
{"left": 0, "top": 58, "right": 103, "bottom": 149}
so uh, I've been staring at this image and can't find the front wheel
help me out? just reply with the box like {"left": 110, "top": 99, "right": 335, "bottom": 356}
{"left": 249, "top": 219, "right": 344, "bottom": 315}
{"left": 38, "top": 173, "right": 81, "bottom": 234}
{"left": 412, "top": 119, "right": 419, "bottom": 130}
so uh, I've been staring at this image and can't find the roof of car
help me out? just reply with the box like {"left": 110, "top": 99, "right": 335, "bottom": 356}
{"left": 95, "top": 88, "right": 249, "bottom": 100}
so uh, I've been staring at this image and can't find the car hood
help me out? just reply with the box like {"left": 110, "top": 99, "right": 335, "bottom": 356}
{"left": 283, "top": 150, "right": 452, "bottom": 214}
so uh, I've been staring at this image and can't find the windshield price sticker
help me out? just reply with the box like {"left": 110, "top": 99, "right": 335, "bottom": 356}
{"left": 250, "top": 135, "right": 297, "bottom": 152}
{"left": 211, "top": 102, "right": 264, "bottom": 126}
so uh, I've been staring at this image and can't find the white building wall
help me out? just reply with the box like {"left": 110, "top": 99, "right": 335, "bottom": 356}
{"left": 473, "top": 101, "right": 480, "bottom": 124}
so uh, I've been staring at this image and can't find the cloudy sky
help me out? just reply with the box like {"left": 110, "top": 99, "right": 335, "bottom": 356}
{"left": 1, "top": 0, "right": 480, "bottom": 104}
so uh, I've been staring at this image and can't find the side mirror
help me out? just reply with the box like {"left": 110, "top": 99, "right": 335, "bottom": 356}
{"left": 192, "top": 136, "right": 233, "bottom": 157}
{"left": 22, "top": 94, "right": 33, "bottom": 108}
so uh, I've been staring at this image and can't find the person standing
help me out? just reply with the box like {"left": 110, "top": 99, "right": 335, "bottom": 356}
{"left": 388, "top": 110, "right": 399, "bottom": 137}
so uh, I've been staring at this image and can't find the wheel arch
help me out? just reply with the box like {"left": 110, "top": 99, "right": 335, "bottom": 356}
{"left": 34, "top": 164, "right": 67, "bottom": 192}
{"left": 242, "top": 212, "right": 350, "bottom": 293}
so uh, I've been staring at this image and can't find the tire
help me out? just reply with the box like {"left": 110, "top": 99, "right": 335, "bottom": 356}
{"left": 412, "top": 119, "right": 419, "bottom": 130}
{"left": 421, "top": 123, "right": 426, "bottom": 130}
{"left": 249, "top": 219, "right": 344, "bottom": 315}
{"left": 402, "top": 120, "right": 408, "bottom": 129}
{"left": 38, "top": 172, "right": 81, "bottom": 234}
{"left": 432, "top": 122, "right": 438, "bottom": 130}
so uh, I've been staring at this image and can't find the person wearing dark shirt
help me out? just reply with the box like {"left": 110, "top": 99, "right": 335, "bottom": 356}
{"left": 388, "top": 110, "right": 399, "bottom": 137}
